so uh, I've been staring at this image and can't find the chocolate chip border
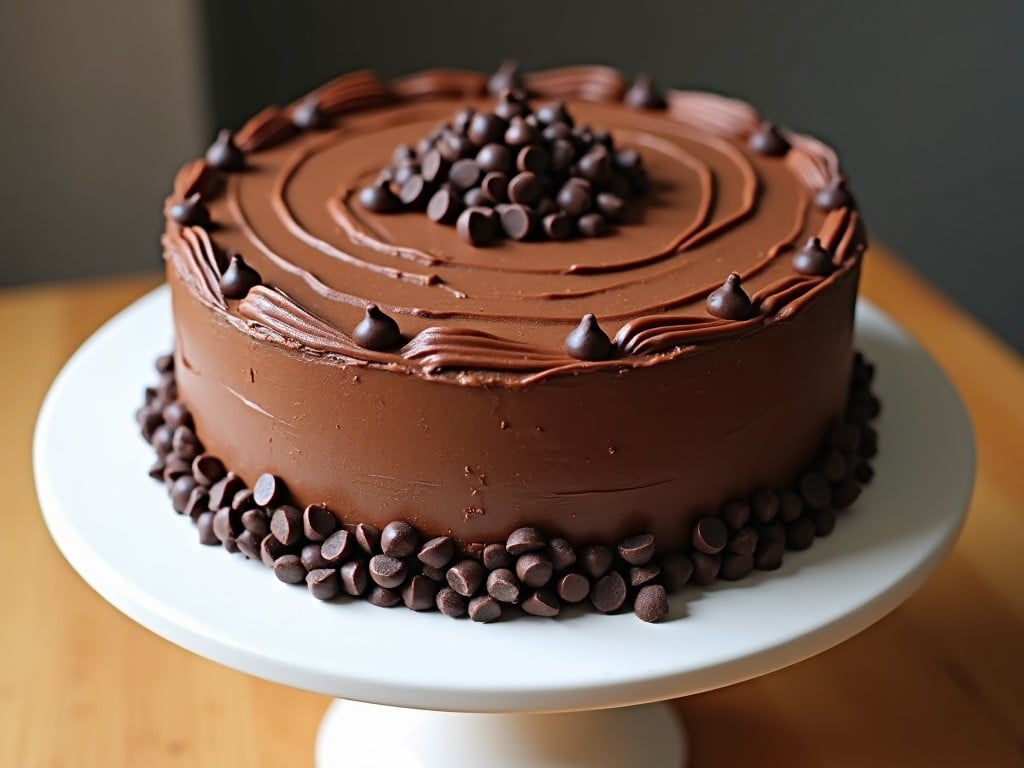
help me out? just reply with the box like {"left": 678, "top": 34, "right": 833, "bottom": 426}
{"left": 138, "top": 353, "right": 879, "bottom": 623}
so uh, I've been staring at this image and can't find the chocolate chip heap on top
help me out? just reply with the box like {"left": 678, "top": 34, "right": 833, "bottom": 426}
{"left": 359, "top": 88, "right": 650, "bottom": 246}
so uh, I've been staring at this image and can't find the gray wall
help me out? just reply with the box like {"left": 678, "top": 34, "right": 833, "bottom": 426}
{"left": 0, "top": 1, "right": 206, "bottom": 285}
{"left": 4, "top": 1, "right": 1022, "bottom": 353}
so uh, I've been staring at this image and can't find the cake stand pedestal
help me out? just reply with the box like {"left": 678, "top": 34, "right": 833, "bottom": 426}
{"left": 35, "top": 288, "right": 973, "bottom": 768}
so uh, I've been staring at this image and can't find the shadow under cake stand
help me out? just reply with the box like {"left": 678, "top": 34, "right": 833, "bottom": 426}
{"left": 35, "top": 288, "right": 973, "bottom": 768}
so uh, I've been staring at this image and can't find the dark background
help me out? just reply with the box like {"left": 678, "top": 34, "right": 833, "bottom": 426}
{"left": 3, "top": 1, "right": 1022, "bottom": 352}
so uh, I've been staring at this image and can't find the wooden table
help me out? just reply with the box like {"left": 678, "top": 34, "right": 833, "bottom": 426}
{"left": 3, "top": 250, "right": 1022, "bottom": 767}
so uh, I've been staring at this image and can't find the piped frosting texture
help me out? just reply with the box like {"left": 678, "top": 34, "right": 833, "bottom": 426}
{"left": 163, "top": 66, "right": 865, "bottom": 384}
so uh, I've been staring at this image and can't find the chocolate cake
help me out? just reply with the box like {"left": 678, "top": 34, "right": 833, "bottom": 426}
{"left": 140, "top": 63, "right": 878, "bottom": 621}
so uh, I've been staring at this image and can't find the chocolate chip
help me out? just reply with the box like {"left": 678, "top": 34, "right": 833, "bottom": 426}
{"left": 301, "top": 542, "right": 332, "bottom": 571}
{"left": 418, "top": 536, "right": 455, "bottom": 569}
{"left": 516, "top": 553, "right": 553, "bottom": 588}
{"left": 420, "top": 149, "right": 449, "bottom": 184}
{"left": 792, "top": 236, "right": 835, "bottom": 276}
{"left": 564, "top": 314, "right": 612, "bottom": 361}
{"left": 482, "top": 171, "right": 510, "bottom": 204}
{"left": 138, "top": 407, "right": 163, "bottom": 442}
{"left": 754, "top": 540, "right": 785, "bottom": 571}
{"left": 634, "top": 584, "right": 669, "bottom": 623}
{"left": 624, "top": 73, "right": 666, "bottom": 110}
{"left": 581, "top": 545, "right": 614, "bottom": 579}
{"left": 212, "top": 507, "right": 242, "bottom": 544}
{"left": 171, "top": 425, "right": 201, "bottom": 460}
{"left": 591, "top": 571, "right": 627, "bottom": 613}
{"left": 799, "top": 471, "right": 832, "bottom": 510}
{"left": 151, "top": 424, "right": 174, "bottom": 457}
{"left": 832, "top": 479, "right": 862, "bottom": 510}
{"left": 488, "top": 60, "right": 524, "bottom": 96}
{"left": 170, "top": 193, "right": 211, "bottom": 227}
{"left": 449, "top": 159, "right": 482, "bottom": 190}
{"left": 522, "top": 589, "right": 560, "bottom": 617}
{"left": 353, "top": 304, "right": 402, "bottom": 350}
{"left": 546, "top": 538, "right": 576, "bottom": 571}
{"left": 617, "top": 533, "right": 655, "bottom": 565}
{"left": 577, "top": 212, "right": 609, "bottom": 238}
{"left": 506, "top": 527, "right": 546, "bottom": 556}
{"left": 499, "top": 203, "right": 535, "bottom": 240}
{"left": 543, "top": 212, "right": 573, "bottom": 240}
{"left": 549, "top": 139, "right": 576, "bottom": 172}
{"left": 236, "top": 530, "right": 261, "bottom": 559}
{"left": 205, "top": 129, "right": 245, "bottom": 171}
{"left": 659, "top": 553, "right": 693, "bottom": 592}
{"left": 690, "top": 551, "right": 721, "bottom": 585}
{"left": 148, "top": 458, "right": 167, "bottom": 481}
{"left": 452, "top": 107, "right": 475, "bottom": 135}
{"left": 596, "top": 192, "right": 626, "bottom": 222}
{"left": 494, "top": 89, "right": 529, "bottom": 120}
{"left": 507, "top": 172, "right": 541, "bottom": 205}
{"left": 273, "top": 554, "right": 306, "bottom": 584}
{"left": 320, "top": 529, "right": 354, "bottom": 566}
{"left": 728, "top": 527, "right": 759, "bottom": 558}
{"left": 402, "top": 575, "right": 439, "bottom": 611}
{"left": 253, "top": 473, "right": 283, "bottom": 507}
{"left": 720, "top": 554, "right": 754, "bottom": 581}
{"left": 155, "top": 353, "right": 175, "bottom": 373}
{"left": 827, "top": 423, "right": 862, "bottom": 453}
{"left": 556, "top": 181, "right": 592, "bottom": 217}
{"left": 486, "top": 568, "right": 521, "bottom": 604}
{"left": 481, "top": 544, "right": 513, "bottom": 572}
{"left": 219, "top": 252, "right": 263, "bottom": 300}
{"left": 292, "top": 95, "right": 328, "bottom": 130}
{"left": 368, "top": 586, "right": 401, "bottom": 608}
{"left": 748, "top": 490, "right": 777, "bottom": 524}
{"left": 629, "top": 565, "right": 661, "bottom": 587}
{"left": 505, "top": 116, "right": 539, "bottom": 147}
{"left": 476, "top": 143, "right": 513, "bottom": 174}
{"left": 720, "top": 499, "right": 751, "bottom": 530}
{"left": 536, "top": 102, "right": 572, "bottom": 126}
{"left": 855, "top": 461, "right": 875, "bottom": 484}
{"left": 359, "top": 180, "right": 401, "bottom": 213}
{"left": 438, "top": 131, "right": 474, "bottom": 161}
{"left": 380, "top": 520, "right": 419, "bottom": 558}
{"left": 463, "top": 188, "right": 488, "bottom": 208}
{"left": 340, "top": 560, "right": 369, "bottom": 596}
{"left": 369, "top": 554, "right": 407, "bottom": 589}
{"left": 557, "top": 572, "right": 591, "bottom": 603}
{"left": 456, "top": 207, "right": 497, "bottom": 246}
{"left": 196, "top": 512, "right": 218, "bottom": 545}
{"left": 398, "top": 175, "right": 431, "bottom": 208}
{"left": 693, "top": 517, "right": 728, "bottom": 555}
{"left": 355, "top": 523, "right": 381, "bottom": 555}
{"left": 778, "top": 489, "right": 804, "bottom": 523}
{"left": 447, "top": 558, "right": 485, "bottom": 597}
{"left": 184, "top": 487, "right": 210, "bottom": 520}
{"left": 162, "top": 457, "right": 191, "bottom": 484}
{"left": 307, "top": 568, "right": 340, "bottom": 600}
{"left": 436, "top": 586, "right": 467, "bottom": 617}
{"left": 468, "top": 595, "right": 502, "bottom": 623}
{"left": 170, "top": 475, "right": 197, "bottom": 513}
{"left": 270, "top": 505, "right": 303, "bottom": 546}
{"left": 241, "top": 508, "right": 270, "bottom": 537}
{"left": 516, "top": 145, "right": 549, "bottom": 174}
{"left": 427, "top": 187, "right": 462, "bottom": 224}
{"left": 812, "top": 507, "right": 837, "bottom": 537}
{"left": 578, "top": 149, "right": 611, "bottom": 184}
{"left": 260, "top": 534, "right": 288, "bottom": 567}
{"left": 815, "top": 178, "right": 855, "bottom": 210}
{"left": 301, "top": 505, "right": 336, "bottom": 542}
{"left": 749, "top": 121, "right": 790, "bottom": 156}
{"left": 208, "top": 473, "right": 245, "bottom": 510}
{"left": 706, "top": 272, "right": 753, "bottom": 320}
{"left": 467, "top": 112, "right": 507, "bottom": 146}
{"left": 190, "top": 454, "right": 224, "bottom": 486}
{"left": 230, "top": 488, "right": 254, "bottom": 510}
{"left": 786, "top": 517, "right": 816, "bottom": 551}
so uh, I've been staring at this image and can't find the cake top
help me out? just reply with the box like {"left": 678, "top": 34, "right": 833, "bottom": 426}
{"left": 164, "top": 63, "right": 865, "bottom": 385}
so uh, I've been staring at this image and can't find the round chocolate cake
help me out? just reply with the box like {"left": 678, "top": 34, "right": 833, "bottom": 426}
{"left": 143, "top": 63, "right": 877, "bottom": 621}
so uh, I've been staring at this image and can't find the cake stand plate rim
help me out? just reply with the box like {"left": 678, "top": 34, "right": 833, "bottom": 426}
{"left": 33, "top": 285, "right": 974, "bottom": 713}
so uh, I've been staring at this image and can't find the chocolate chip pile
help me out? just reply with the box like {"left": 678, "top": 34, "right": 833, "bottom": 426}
{"left": 138, "top": 353, "right": 878, "bottom": 623}
{"left": 359, "top": 89, "right": 650, "bottom": 246}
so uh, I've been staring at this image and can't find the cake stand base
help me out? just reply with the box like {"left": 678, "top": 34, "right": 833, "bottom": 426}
{"left": 316, "top": 699, "right": 686, "bottom": 768}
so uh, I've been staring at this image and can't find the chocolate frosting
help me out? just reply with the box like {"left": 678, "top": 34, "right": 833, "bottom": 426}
{"left": 163, "top": 66, "right": 867, "bottom": 551}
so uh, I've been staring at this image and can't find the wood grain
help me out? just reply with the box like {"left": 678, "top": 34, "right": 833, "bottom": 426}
{"left": 2, "top": 250, "right": 1022, "bottom": 767}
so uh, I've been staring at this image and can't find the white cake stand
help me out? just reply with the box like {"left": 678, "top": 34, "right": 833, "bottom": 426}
{"left": 35, "top": 288, "right": 973, "bottom": 768}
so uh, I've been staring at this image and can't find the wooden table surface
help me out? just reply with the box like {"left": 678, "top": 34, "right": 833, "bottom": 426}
{"left": 2, "top": 249, "right": 1022, "bottom": 767}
